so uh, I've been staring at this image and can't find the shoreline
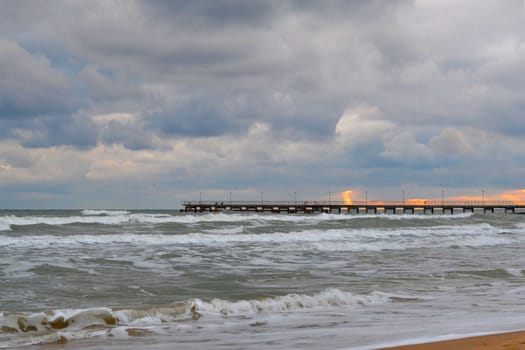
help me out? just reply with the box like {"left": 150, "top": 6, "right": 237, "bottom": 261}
{"left": 379, "top": 330, "right": 525, "bottom": 350}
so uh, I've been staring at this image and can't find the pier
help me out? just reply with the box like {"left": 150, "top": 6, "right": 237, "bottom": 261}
{"left": 182, "top": 200, "right": 525, "bottom": 214}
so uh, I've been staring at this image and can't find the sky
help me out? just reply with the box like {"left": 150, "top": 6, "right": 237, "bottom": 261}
{"left": 0, "top": 0, "right": 525, "bottom": 209}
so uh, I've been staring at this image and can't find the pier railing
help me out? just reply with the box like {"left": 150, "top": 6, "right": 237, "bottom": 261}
{"left": 181, "top": 200, "right": 525, "bottom": 214}
{"left": 183, "top": 200, "right": 520, "bottom": 207}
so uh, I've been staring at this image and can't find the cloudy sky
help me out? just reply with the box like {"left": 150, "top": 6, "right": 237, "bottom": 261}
{"left": 0, "top": 0, "right": 524, "bottom": 208}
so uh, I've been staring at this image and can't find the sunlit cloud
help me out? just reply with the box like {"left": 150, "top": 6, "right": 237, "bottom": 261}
{"left": 499, "top": 189, "right": 525, "bottom": 205}
{"left": 405, "top": 198, "right": 428, "bottom": 205}
{"left": 343, "top": 189, "right": 525, "bottom": 206}
{"left": 341, "top": 190, "right": 353, "bottom": 204}
{"left": 448, "top": 189, "right": 525, "bottom": 204}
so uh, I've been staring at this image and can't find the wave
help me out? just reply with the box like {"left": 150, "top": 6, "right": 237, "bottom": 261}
{"left": 514, "top": 222, "right": 525, "bottom": 229}
{"left": 0, "top": 303, "right": 197, "bottom": 348}
{"left": 0, "top": 224, "right": 515, "bottom": 251}
{"left": 194, "top": 288, "right": 394, "bottom": 315}
{"left": 0, "top": 222, "right": 10, "bottom": 232}
{"left": 172, "top": 212, "right": 474, "bottom": 224}
{"left": 0, "top": 211, "right": 473, "bottom": 232}
{"left": 81, "top": 210, "right": 131, "bottom": 216}
{"left": 0, "top": 213, "right": 172, "bottom": 231}
{"left": 0, "top": 288, "right": 395, "bottom": 348}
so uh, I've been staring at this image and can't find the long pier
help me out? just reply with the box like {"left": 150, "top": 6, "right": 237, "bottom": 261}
{"left": 182, "top": 200, "right": 525, "bottom": 214}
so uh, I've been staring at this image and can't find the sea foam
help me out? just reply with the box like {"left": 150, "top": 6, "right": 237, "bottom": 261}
{"left": 193, "top": 288, "right": 392, "bottom": 315}
{"left": 0, "top": 224, "right": 515, "bottom": 251}
{"left": 0, "top": 289, "right": 393, "bottom": 348}
{"left": 81, "top": 209, "right": 131, "bottom": 216}
{"left": 0, "top": 211, "right": 473, "bottom": 232}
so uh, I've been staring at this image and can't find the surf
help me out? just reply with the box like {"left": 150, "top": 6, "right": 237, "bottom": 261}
{"left": 0, "top": 211, "right": 475, "bottom": 232}
{"left": 0, "top": 288, "right": 397, "bottom": 348}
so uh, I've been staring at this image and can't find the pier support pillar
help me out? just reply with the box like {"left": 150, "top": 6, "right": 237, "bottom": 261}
{"left": 424, "top": 208, "right": 434, "bottom": 215}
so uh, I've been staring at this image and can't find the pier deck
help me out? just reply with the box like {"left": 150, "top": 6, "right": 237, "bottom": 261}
{"left": 182, "top": 200, "right": 525, "bottom": 214}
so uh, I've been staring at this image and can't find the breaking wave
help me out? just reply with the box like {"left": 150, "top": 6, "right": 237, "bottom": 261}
{"left": 0, "top": 211, "right": 473, "bottom": 232}
{"left": 194, "top": 288, "right": 394, "bottom": 315}
{"left": 0, "top": 223, "right": 515, "bottom": 251}
{"left": 0, "top": 288, "right": 395, "bottom": 348}
{"left": 0, "top": 303, "right": 197, "bottom": 348}
{"left": 81, "top": 210, "right": 131, "bottom": 216}
{"left": 0, "top": 213, "right": 171, "bottom": 231}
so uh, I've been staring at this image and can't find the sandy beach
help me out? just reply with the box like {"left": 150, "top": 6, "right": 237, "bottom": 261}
{"left": 382, "top": 330, "right": 525, "bottom": 350}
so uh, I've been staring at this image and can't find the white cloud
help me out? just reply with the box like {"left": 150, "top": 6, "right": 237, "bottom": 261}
{"left": 429, "top": 128, "right": 473, "bottom": 155}
{"left": 335, "top": 106, "right": 395, "bottom": 147}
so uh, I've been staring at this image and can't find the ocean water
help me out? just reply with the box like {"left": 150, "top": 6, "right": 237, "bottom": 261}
{"left": 1, "top": 210, "right": 525, "bottom": 349}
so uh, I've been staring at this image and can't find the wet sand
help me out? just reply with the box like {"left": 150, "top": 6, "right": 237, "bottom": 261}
{"left": 381, "top": 330, "right": 525, "bottom": 350}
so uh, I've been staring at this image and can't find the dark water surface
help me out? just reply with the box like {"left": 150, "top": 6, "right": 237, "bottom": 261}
{"left": 1, "top": 210, "right": 525, "bottom": 349}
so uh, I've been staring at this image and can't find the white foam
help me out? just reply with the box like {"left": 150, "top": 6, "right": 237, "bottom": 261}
{"left": 0, "top": 223, "right": 514, "bottom": 251}
{"left": 0, "top": 211, "right": 476, "bottom": 232}
{"left": 505, "top": 268, "right": 523, "bottom": 277}
{"left": 0, "top": 303, "right": 196, "bottom": 348}
{"left": 203, "top": 225, "right": 245, "bottom": 234}
{"left": 3, "top": 289, "right": 386, "bottom": 347}
{"left": 0, "top": 289, "right": 394, "bottom": 331}
{"left": 81, "top": 209, "right": 131, "bottom": 216}
{"left": 114, "top": 303, "right": 195, "bottom": 325}
{"left": 0, "top": 221, "right": 11, "bottom": 231}
{"left": 0, "top": 213, "right": 173, "bottom": 231}
{"left": 0, "top": 328, "right": 110, "bottom": 348}
{"left": 0, "top": 308, "right": 117, "bottom": 348}
{"left": 194, "top": 288, "right": 392, "bottom": 316}
{"left": 514, "top": 222, "right": 525, "bottom": 229}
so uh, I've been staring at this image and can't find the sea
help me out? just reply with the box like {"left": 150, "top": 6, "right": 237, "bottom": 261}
{"left": 1, "top": 209, "right": 525, "bottom": 349}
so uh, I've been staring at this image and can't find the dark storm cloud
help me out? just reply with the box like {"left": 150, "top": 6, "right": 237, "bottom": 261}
{"left": 0, "top": 38, "right": 103, "bottom": 149}
{"left": 141, "top": 0, "right": 408, "bottom": 26}
{"left": 99, "top": 120, "right": 159, "bottom": 150}
{"left": 0, "top": 39, "right": 73, "bottom": 119}
{"left": 147, "top": 98, "right": 248, "bottom": 138}
{"left": 2, "top": 1, "right": 413, "bottom": 145}
{"left": 14, "top": 115, "right": 99, "bottom": 149}
{"left": 481, "top": 103, "right": 525, "bottom": 137}
{"left": 2, "top": 1, "right": 522, "bottom": 139}
{"left": 290, "top": 0, "right": 409, "bottom": 17}
{"left": 0, "top": 0, "right": 525, "bottom": 208}
{"left": 139, "top": 0, "right": 279, "bottom": 26}
{"left": 78, "top": 65, "right": 144, "bottom": 105}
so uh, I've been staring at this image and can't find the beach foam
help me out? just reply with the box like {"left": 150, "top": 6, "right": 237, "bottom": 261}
{"left": 194, "top": 288, "right": 393, "bottom": 315}
{"left": 0, "top": 289, "right": 395, "bottom": 348}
